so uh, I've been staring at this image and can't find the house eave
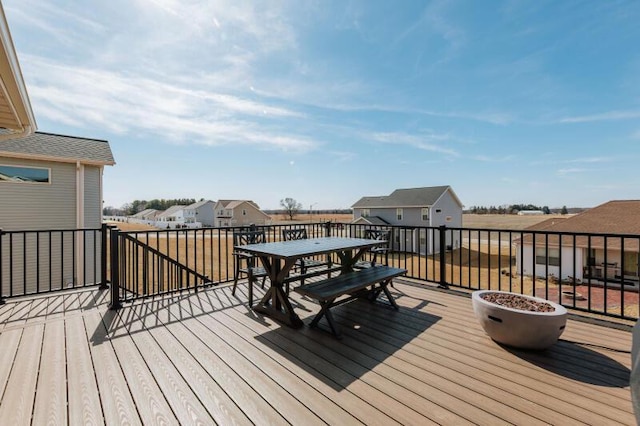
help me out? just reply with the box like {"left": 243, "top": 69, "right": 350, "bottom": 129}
{"left": 0, "top": 4, "right": 36, "bottom": 138}
{"left": 0, "top": 150, "right": 115, "bottom": 166}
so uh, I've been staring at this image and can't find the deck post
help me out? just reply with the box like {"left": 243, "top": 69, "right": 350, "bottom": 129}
{"left": 0, "top": 228, "right": 4, "bottom": 305}
{"left": 324, "top": 221, "right": 331, "bottom": 237}
{"left": 109, "top": 226, "right": 122, "bottom": 310}
{"left": 99, "top": 223, "right": 109, "bottom": 289}
{"left": 438, "top": 225, "right": 449, "bottom": 289}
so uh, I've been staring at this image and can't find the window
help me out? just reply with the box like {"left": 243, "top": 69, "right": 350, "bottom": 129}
{"left": 0, "top": 165, "right": 50, "bottom": 184}
{"left": 536, "top": 247, "right": 560, "bottom": 266}
{"left": 362, "top": 208, "right": 370, "bottom": 217}
{"left": 421, "top": 208, "right": 429, "bottom": 221}
{"left": 396, "top": 208, "right": 403, "bottom": 221}
{"left": 242, "top": 209, "right": 247, "bottom": 216}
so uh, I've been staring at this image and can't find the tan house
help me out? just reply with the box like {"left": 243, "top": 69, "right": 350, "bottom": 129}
{"left": 213, "top": 200, "right": 271, "bottom": 227}
{"left": 516, "top": 200, "right": 640, "bottom": 288}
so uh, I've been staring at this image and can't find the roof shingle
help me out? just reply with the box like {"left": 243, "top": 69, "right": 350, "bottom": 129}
{"left": 0, "top": 131, "right": 115, "bottom": 165}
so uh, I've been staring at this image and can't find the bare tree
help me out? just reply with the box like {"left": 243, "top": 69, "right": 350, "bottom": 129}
{"left": 280, "top": 197, "right": 302, "bottom": 220}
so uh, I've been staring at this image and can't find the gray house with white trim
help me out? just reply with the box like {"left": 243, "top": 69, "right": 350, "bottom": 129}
{"left": 0, "top": 131, "right": 115, "bottom": 291}
{"left": 352, "top": 186, "right": 463, "bottom": 255}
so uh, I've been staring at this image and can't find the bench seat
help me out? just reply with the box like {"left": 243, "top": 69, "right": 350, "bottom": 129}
{"left": 294, "top": 265, "right": 407, "bottom": 336}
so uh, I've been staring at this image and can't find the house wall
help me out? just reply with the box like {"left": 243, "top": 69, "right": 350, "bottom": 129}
{"left": 0, "top": 157, "right": 77, "bottom": 230}
{"left": 0, "top": 158, "right": 104, "bottom": 295}
{"left": 432, "top": 191, "right": 463, "bottom": 228}
{"left": 233, "top": 204, "right": 270, "bottom": 226}
{"left": 517, "top": 244, "right": 585, "bottom": 280}
{"left": 196, "top": 203, "right": 215, "bottom": 226}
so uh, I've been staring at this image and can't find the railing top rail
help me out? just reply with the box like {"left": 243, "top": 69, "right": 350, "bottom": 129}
{"left": 2, "top": 227, "right": 104, "bottom": 234}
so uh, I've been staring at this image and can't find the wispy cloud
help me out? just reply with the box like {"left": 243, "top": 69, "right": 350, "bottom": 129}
{"left": 558, "top": 110, "right": 640, "bottom": 123}
{"left": 474, "top": 155, "right": 516, "bottom": 162}
{"left": 531, "top": 156, "right": 614, "bottom": 166}
{"left": 24, "top": 56, "right": 314, "bottom": 150}
{"left": 369, "top": 131, "right": 459, "bottom": 156}
{"left": 557, "top": 168, "right": 589, "bottom": 176}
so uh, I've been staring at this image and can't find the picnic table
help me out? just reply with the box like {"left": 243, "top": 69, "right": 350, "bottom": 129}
{"left": 238, "top": 236, "right": 396, "bottom": 328}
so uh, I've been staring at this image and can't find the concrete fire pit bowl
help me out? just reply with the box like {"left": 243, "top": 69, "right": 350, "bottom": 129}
{"left": 472, "top": 290, "right": 567, "bottom": 350}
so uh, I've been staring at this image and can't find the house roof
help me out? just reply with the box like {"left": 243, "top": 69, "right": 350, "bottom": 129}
{"left": 187, "top": 200, "right": 215, "bottom": 209}
{"left": 351, "top": 216, "right": 390, "bottom": 226}
{"left": 525, "top": 200, "right": 640, "bottom": 235}
{"left": 132, "top": 208, "right": 158, "bottom": 219}
{"left": 156, "top": 205, "right": 186, "bottom": 218}
{"left": 352, "top": 185, "right": 461, "bottom": 208}
{"left": 217, "top": 199, "right": 260, "bottom": 210}
{"left": 0, "top": 4, "right": 36, "bottom": 138}
{"left": 519, "top": 200, "right": 640, "bottom": 250}
{"left": 0, "top": 131, "right": 115, "bottom": 165}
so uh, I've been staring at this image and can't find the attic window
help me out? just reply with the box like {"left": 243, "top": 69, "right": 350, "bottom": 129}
{"left": 435, "top": 209, "right": 442, "bottom": 213}
{"left": 0, "top": 164, "right": 50, "bottom": 184}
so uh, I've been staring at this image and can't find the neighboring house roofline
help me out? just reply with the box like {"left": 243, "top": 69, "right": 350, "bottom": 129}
{"left": 352, "top": 185, "right": 462, "bottom": 209}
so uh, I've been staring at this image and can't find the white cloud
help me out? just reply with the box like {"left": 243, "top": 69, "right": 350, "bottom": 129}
{"left": 370, "top": 131, "right": 459, "bottom": 156}
{"left": 24, "top": 56, "right": 314, "bottom": 150}
{"left": 558, "top": 110, "right": 640, "bottom": 123}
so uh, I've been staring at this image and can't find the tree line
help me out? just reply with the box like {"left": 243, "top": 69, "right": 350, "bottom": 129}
{"left": 103, "top": 198, "right": 199, "bottom": 216}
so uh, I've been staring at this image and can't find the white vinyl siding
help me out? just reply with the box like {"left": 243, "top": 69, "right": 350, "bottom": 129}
{"left": 0, "top": 157, "right": 76, "bottom": 230}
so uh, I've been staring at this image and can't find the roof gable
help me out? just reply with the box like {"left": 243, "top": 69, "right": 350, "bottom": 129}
{"left": 156, "top": 205, "right": 186, "bottom": 218}
{"left": 352, "top": 186, "right": 460, "bottom": 208}
{"left": 0, "top": 131, "right": 115, "bottom": 165}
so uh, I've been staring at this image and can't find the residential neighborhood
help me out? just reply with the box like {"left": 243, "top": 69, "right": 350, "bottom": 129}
{"left": 1, "top": 2, "right": 639, "bottom": 425}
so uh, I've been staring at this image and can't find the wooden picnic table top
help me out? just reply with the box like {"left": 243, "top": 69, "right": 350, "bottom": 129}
{"left": 237, "top": 236, "right": 384, "bottom": 259}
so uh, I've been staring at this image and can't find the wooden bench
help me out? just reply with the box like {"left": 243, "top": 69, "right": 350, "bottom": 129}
{"left": 294, "top": 265, "right": 407, "bottom": 337}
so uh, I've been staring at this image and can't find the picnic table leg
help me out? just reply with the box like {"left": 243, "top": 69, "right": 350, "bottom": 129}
{"left": 309, "top": 299, "right": 341, "bottom": 337}
{"left": 253, "top": 256, "right": 304, "bottom": 328}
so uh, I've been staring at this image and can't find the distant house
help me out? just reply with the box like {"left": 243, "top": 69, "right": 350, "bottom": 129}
{"left": 517, "top": 210, "right": 544, "bottom": 216}
{"left": 213, "top": 200, "right": 271, "bottom": 227}
{"left": 0, "top": 131, "right": 115, "bottom": 289}
{"left": 184, "top": 200, "right": 216, "bottom": 226}
{"left": 132, "top": 208, "right": 159, "bottom": 220}
{"left": 351, "top": 186, "right": 463, "bottom": 255}
{"left": 516, "top": 200, "right": 640, "bottom": 288}
{"left": 155, "top": 205, "right": 187, "bottom": 227}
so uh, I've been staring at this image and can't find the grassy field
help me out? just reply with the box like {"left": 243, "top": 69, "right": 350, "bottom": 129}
{"left": 462, "top": 213, "right": 568, "bottom": 230}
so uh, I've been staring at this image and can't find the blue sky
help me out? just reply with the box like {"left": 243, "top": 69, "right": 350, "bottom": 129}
{"left": 4, "top": 0, "right": 640, "bottom": 210}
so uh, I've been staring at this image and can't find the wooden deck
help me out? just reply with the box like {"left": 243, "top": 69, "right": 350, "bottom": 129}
{"left": 0, "top": 279, "right": 634, "bottom": 425}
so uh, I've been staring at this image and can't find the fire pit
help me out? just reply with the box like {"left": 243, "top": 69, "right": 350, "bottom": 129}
{"left": 472, "top": 290, "right": 567, "bottom": 350}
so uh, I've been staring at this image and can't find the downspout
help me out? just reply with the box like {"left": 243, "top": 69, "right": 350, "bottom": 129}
{"left": 76, "top": 161, "right": 85, "bottom": 285}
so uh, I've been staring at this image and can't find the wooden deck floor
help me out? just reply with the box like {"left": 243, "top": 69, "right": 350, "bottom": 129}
{"left": 0, "top": 279, "right": 634, "bottom": 425}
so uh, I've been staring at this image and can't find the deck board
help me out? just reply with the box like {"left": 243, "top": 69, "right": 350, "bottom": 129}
{"left": 83, "top": 310, "right": 141, "bottom": 425}
{"left": 66, "top": 314, "right": 105, "bottom": 425}
{"left": 32, "top": 319, "right": 67, "bottom": 425}
{"left": 0, "top": 279, "right": 634, "bottom": 425}
{"left": 0, "top": 322, "right": 43, "bottom": 425}
{"left": 107, "top": 310, "right": 179, "bottom": 425}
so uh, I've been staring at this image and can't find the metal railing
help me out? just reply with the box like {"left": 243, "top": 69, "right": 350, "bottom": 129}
{"left": 3, "top": 221, "right": 638, "bottom": 320}
{"left": 0, "top": 225, "right": 108, "bottom": 303}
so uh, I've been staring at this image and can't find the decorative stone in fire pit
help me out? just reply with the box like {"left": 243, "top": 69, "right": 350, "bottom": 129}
{"left": 472, "top": 290, "right": 567, "bottom": 350}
